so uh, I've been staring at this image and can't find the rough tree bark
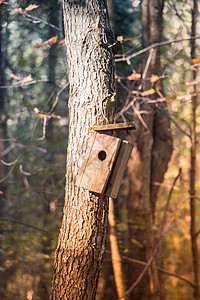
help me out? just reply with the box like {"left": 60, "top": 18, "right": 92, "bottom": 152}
{"left": 127, "top": 0, "right": 173, "bottom": 299}
{"left": 190, "top": 0, "right": 200, "bottom": 298}
{"left": 50, "top": 1, "right": 116, "bottom": 299}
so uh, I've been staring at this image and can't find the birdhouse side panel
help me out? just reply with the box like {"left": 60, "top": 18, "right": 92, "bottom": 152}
{"left": 105, "top": 140, "right": 133, "bottom": 199}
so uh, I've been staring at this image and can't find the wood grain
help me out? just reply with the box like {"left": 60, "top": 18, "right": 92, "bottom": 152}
{"left": 106, "top": 140, "right": 133, "bottom": 198}
{"left": 76, "top": 132, "right": 121, "bottom": 193}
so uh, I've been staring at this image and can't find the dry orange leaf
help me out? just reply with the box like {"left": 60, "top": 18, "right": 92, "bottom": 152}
{"left": 127, "top": 72, "right": 141, "bottom": 80}
{"left": 131, "top": 90, "right": 139, "bottom": 95}
{"left": 14, "top": 4, "right": 39, "bottom": 13}
{"left": 150, "top": 74, "right": 159, "bottom": 83}
{"left": 34, "top": 35, "right": 58, "bottom": 48}
{"left": 48, "top": 35, "right": 58, "bottom": 45}
{"left": 185, "top": 79, "right": 200, "bottom": 86}
{"left": 14, "top": 7, "right": 24, "bottom": 13}
{"left": 191, "top": 57, "right": 200, "bottom": 64}
{"left": 59, "top": 39, "right": 66, "bottom": 47}
{"left": 143, "top": 130, "right": 150, "bottom": 136}
{"left": 117, "top": 36, "right": 123, "bottom": 42}
{"left": 10, "top": 73, "right": 33, "bottom": 83}
{"left": 22, "top": 74, "right": 33, "bottom": 83}
{"left": 10, "top": 73, "right": 22, "bottom": 81}
{"left": 25, "top": 4, "right": 39, "bottom": 12}
{"left": 165, "top": 95, "right": 177, "bottom": 100}
{"left": 141, "top": 88, "right": 155, "bottom": 96}
{"left": 34, "top": 113, "right": 61, "bottom": 120}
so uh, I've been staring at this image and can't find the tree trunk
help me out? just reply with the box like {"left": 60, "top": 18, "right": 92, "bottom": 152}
{"left": 127, "top": 0, "right": 173, "bottom": 298}
{"left": 190, "top": 0, "right": 200, "bottom": 298}
{"left": 50, "top": 1, "right": 116, "bottom": 299}
{"left": 108, "top": 197, "right": 126, "bottom": 299}
{"left": 0, "top": 4, "right": 8, "bottom": 298}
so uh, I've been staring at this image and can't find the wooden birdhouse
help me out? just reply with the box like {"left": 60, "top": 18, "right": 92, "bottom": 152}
{"left": 76, "top": 122, "right": 135, "bottom": 199}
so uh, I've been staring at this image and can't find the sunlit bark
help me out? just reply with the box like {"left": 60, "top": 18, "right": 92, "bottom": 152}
{"left": 50, "top": 1, "right": 116, "bottom": 298}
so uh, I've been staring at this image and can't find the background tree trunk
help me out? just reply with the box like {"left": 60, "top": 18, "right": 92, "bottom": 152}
{"left": 0, "top": 4, "right": 8, "bottom": 298}
{"left": 108, "top": 197, "right": 126, "bottom": 299}
{"left": 51, "top": 1, "right": 116, "bottom": 299}
{"left": 127, "top": 0, "right": 173, "bottom": 298}
{"left": 190, "top": 0, "right": 200, "bottom": 298}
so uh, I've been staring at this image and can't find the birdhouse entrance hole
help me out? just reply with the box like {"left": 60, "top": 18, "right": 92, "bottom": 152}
{"left": 98, "top": 150, "right": 107, "bottom": 161}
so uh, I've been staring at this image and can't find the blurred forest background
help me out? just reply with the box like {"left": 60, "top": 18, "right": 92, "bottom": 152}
{"left": 0, "top": 0, "right": 200, "bottom": 299}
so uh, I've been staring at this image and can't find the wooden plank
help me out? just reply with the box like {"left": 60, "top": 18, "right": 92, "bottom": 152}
{"left": 91, "top": 122, "right": 136, "bottom": 132}
{"left": 105, "top": 140, "right": 133, "bottom": 199}
{"left": 76, "top": 132, "right": 121, "bottom": 194}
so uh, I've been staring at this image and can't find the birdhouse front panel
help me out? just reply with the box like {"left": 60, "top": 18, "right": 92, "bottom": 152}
{"left": 76, "top": 132, "right": 121, "bottom": 194}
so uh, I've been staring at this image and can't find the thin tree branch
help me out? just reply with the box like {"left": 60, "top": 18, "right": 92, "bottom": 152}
{"left": 22, "top": 13, "right": 61, "bottom": 31}
{"left": 0, "top": 79, "right": 49, "bottom": 89}
{"left": 105, "top": 251, "right": 195, "bottom": 288}
{"left": 0, "top": 217, "right": 49, "bottom": 233}
{"left": 49, "top": 82, "right": 69, "bottom": 114}
{"left": 115, "top": 35, "right": 200, "bottom": 62}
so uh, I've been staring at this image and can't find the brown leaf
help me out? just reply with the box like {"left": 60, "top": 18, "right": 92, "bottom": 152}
{"left": 117, "top": 36, "right": 123, "bottom": 42}
{"left": 165, "top": 95, "right": 177, "bottom": 100}
{"left": 59, "top": 39, "right": 65, "bottom": 45}
{"left": 34, "top": 113, "right": 61, "bottom": 120}
{"left": 142, "top": 130, "right": 150, "bottom": 136}
{"left": 34, "top": 35, "right": 58, "bottom": 48}
{"left": 127, "top": 72, "right": 141, "bottom": 80}
{"left": 10, "top": 73, "right": 33, "bottom": 84}
{"left": 47, "top": 35, "right": 58, "bottom": 45}
{"left": 25, "top": 4, "right": 39, "bottom": 12}
{"left": 191, "top": 57, "right": 200, "bottom": 64}
{"left": 22, "top": 74, "right": 33, "bottom": 83}
{"left": 131, "top": 90, "right": 139, "bottom": 95}
{"left": 10, "top": 73, "right": 22, "bottom": 81}
{"left": 140, "top": 88, "right": 155, "bottom": 96}
{"left": 150, "top": 74, "right": 159, "bottom": 83}
{"left": 14, "top": 7, "right": 24, "bottom": 13}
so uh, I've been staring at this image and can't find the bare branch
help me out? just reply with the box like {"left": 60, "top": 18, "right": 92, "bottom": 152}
{"left": 0, "top": 217, "right": 49, "bottom": 233}
{"left": 49, "top": 82, "right": 69, "bottom": 114}
{"left": 117, "top": 169, "right": 182, "bottom": 299}
{"left": 21, "top": 13, "right": 61, "bottom": 31}
{"left": 115, "top": 35, "right": 200, "bottom": 63}
{"left": 0, "top": 79, "right": 49, "bottom": 89}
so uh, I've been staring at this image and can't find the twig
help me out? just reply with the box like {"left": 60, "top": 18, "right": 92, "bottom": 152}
{"left": 38, "top": 116, "right": 47, "bottom": 140}
{"left": 142, "top": 49, "right": 154, "bottom": 80}
{"left": 0, "top": 156, "right": 21, "bottom": 183}
{"left": 0, "top": 217, "right": 49, "bottom": 233}
{"left": 22, "top": 13, "right": 61, "bottom": 31}
{"left": 0, "top": 79, "right": 49, "bottom": 89}
{"left": 0, "top": 143, "right": 16, "bottom": 158}
{"left": 49, "top": 82, "right": 69, "bottom": 114}
{"left": 117, "top": 169, "right": 182, "bottom": 300}
{"left": 115, "top": 35, "right": 200, "bottom": 63}
{"left": 170, "top": 117, "right": 191, "bottom": 139}
{"left": 105, "top": 251, "right": 195, "bottom": 288}
{"left": 1, "top": 154, "right": 21, "bottom": 166}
